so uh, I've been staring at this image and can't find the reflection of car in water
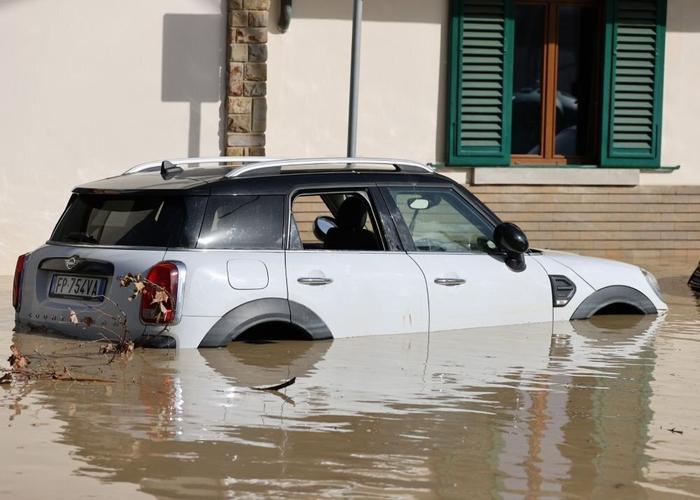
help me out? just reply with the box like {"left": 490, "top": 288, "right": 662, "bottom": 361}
{"left": 13, "top": 315, "right": 663, "bottom": 497}
{"left": 512, "top": 88, "right": 580, "bottom": 155}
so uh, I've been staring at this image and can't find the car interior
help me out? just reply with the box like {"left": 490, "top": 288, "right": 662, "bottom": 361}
{"left": 290, "top": 192, "right": 382, "bottom": 251}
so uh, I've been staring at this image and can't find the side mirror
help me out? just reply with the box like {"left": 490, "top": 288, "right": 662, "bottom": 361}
{"left": 493, "top": 222, "right": 529, "bottom": 272}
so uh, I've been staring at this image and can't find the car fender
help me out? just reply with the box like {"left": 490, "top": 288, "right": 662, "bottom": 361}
{"left": 570, "top": 285, "right": 657, "bottom": 320}
{"left": 198, "top": 298, "right": 332, "bottom": 347}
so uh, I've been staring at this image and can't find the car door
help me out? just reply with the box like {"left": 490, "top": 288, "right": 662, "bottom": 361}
{"left": 285, "top": 187, "right": 429, "bottom": 339}
{"left": 381, "top": 185, "right": 552, "bottom": 333}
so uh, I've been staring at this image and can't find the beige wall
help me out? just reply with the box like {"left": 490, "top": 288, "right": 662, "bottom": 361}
{"left": 656, "top": 0, "right": 700, "bottom": 185}
{"left": 266, "top": 0, "right": 448, "bottom": 161}
{"left": 267, "top": 0, "right": 699, "bottom": 185}
{"left": 0, "top": 0, "right": 225, "bottom": 274}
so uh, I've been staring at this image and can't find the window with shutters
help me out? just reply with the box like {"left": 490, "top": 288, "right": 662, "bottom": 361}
{"left": 448, "top": 0, "right": 667, "bottom": 168}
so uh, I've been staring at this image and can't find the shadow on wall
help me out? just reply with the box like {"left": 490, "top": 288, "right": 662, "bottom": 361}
{"left": 162, "top": 13, "right": 225, "bottom": 156}
{"left": 268, "top": 0, "right": 449, "bottom": 162}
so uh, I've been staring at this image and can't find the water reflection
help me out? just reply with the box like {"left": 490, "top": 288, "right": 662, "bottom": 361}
{"left": 1, "top": 313, "right": 674, "bottom": 498}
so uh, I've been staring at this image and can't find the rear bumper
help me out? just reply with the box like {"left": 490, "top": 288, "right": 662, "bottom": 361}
{"left": 16, "top": 313, "right": 220, "bottom": 349}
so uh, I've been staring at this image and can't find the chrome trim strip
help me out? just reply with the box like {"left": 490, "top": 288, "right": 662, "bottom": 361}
{"left": 226, "top": 157, "right": 435, "bottom": 178}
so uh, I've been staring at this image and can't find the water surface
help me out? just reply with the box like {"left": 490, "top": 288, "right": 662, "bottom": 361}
{"left": 1, "top": 259, "right": 699, "bottom": 499}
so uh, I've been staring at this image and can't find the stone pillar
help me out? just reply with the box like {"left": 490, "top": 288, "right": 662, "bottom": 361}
{"left": 226, "top": 0, "right": 269, "bottom": 156}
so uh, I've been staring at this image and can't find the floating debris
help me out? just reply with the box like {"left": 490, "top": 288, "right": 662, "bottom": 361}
{"left": 251, "top": 377, "right": 296, "bottom": 392}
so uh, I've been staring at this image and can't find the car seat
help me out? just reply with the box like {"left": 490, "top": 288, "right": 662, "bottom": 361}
{"left": 324, "top": 195, "right": 379, "bottom": 251}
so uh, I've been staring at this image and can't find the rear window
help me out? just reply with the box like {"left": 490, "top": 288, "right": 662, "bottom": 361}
{"left": 51, "top": 194, "right": 206, "bottom": 248}
{"left": 197, "top": 195, "right": 284, "bottom": 250}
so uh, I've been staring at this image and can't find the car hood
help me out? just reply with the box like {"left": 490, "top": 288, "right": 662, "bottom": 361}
{"left": 534, "top": 249, "right": 667, "bottom": 311}
{"left": 535, "top": 250, "right": 644, "bottom": 290}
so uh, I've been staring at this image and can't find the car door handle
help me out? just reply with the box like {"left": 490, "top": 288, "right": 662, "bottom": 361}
{"left": 297, "top": 277, "right": 333, "bottom": 286}
{"left": 434, "top": 278, "right": 466, "bottom": 287}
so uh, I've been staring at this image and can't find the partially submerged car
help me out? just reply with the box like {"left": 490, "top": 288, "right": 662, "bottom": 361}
{"left": 12, "top": 157, "right": 668, "bottom": 348}
{"left": 689, "top": 262, "right": 700, "bottom": 293}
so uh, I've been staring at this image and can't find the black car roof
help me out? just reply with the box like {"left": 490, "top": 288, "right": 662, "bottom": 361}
{"left": 72, "top": 167, "right": 503, "bottom": 227}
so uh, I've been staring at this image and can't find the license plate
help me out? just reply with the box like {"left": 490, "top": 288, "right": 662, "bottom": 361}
{"left": 50, "top": 274, "right": 107, "bottom": 301}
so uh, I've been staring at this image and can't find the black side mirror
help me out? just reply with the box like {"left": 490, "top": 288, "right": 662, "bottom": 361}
{"left": 493, "top": 222, "right": 529, "bottom": 272}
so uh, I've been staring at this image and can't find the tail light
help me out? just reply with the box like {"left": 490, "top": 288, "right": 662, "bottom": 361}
{"left": 140, "top": 262, "right": 179, "bottom": 324}
{"left": 12, "top": 253, "right": 28, "bottom": 311}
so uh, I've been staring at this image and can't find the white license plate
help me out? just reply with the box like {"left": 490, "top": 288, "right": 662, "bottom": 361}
{"left": 50, "top": 274, "right": 107, "bottom": 301}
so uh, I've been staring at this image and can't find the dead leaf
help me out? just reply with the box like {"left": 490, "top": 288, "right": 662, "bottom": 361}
{"left": 69, "top": 310, "right": 79, "bottom": 325}
{"left": 83, "top": 316, "right": 94, "bottom": 327}
{"left": 153, "top": 290, "right": 169, "bottom": 304}
{"left": 8, "top": 344, "right": 29, "bottom": 371}
{"left": 0, "top": 373, "right": 11, "bottom": 385}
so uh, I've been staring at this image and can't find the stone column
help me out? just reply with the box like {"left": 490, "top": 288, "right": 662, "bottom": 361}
{"left": 226, "top": 0, "right": 269, "bottom": 156}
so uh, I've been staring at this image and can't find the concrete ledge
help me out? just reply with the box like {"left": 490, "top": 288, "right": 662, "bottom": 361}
{"left": 467, "top": 167, "right": 640, "bottom": 186}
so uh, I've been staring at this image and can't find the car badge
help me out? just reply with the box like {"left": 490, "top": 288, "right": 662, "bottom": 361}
{"left": 65, "top": 256, "right": 81, "bottom": 271}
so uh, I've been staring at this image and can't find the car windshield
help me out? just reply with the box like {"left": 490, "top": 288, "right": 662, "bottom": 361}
{"left": 51, "top": 194, "right": 206, "bottom": 247}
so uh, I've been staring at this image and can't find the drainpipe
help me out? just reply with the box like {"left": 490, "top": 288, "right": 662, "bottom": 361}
{"left": 347, "top": 0, "right": 363, "bottom": 157}
{"left": 278, "top": 0, "right": 292, "bottom": 33}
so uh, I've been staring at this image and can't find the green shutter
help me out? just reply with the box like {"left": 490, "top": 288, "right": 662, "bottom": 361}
{"left": 600, "top": 0, "right": 667, "bottom": 167}
{"left": 447, "top": 0, "right": 514, "bottom": 166}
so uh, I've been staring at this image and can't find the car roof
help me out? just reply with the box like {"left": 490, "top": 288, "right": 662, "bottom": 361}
{"left": 71, "top": 159, "right": 503, "bottom": 227}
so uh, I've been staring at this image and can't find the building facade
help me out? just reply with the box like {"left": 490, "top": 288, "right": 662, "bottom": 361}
{"left": 227, "top": 0, "right": 700, "bottom": 261}
{"left": 1, "top": 0, "right": 698, "bottom": 273}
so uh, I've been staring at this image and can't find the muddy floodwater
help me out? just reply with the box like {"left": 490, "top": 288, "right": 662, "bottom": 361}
{"left": 1, "top": 259, "right": 700, "bottom": 499}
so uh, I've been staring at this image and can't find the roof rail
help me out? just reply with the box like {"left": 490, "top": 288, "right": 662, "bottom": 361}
{"left": 225, "top": 157, "right": 435, "bottom": 178}
{"left": 123, "top": 156, "right": 280, "bottom": 175}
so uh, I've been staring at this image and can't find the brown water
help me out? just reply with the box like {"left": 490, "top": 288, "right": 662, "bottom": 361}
{"left": 1, "top": 259, "right": 699, "bottom": 499}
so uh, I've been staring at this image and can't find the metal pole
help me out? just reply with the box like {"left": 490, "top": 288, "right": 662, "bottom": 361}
{"left": 347, "top": 0, "right": 363, "bottom": 157}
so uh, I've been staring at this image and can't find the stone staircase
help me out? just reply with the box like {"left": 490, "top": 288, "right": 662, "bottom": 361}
{"left": 469, "top": 185, "right": 700, "bottom": 261}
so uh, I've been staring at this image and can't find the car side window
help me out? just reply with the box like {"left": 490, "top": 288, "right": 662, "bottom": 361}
{"left": 197, "top": 195, "right": 284, "bottom": 249}
{"left": 385, "top": 187, "right": 496, "bottom": 253}
{"left": 290, "top": 191, "right": 384, "bottom": 251}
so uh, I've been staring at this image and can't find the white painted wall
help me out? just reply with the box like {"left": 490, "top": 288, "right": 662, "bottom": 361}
{"left": 266, "top": 0, "right": 448, "bottom": 162}
{"left": 654, "top": 0, "right": 700, "bottom": 185}
{"left": 0, "top": 0, "right": 225, "bottom": 274}
{"left": 266, "top": 0, "right": 698, "bottom": 186}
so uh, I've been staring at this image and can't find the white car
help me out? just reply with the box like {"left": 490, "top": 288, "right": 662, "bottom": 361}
{"left": 12, "top": 157, "right": 667, "bottom": 348}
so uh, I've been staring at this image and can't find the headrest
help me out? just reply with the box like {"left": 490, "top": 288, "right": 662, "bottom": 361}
{"left": 336, "top": 195, "right": 368, "bottom": 230}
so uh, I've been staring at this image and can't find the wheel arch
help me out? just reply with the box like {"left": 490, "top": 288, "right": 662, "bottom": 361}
{"left": 198, "top": 298, "right": 332, "bottom": 347}
{"left": 570, "top": 285, "right": 657, "bottom": 320}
